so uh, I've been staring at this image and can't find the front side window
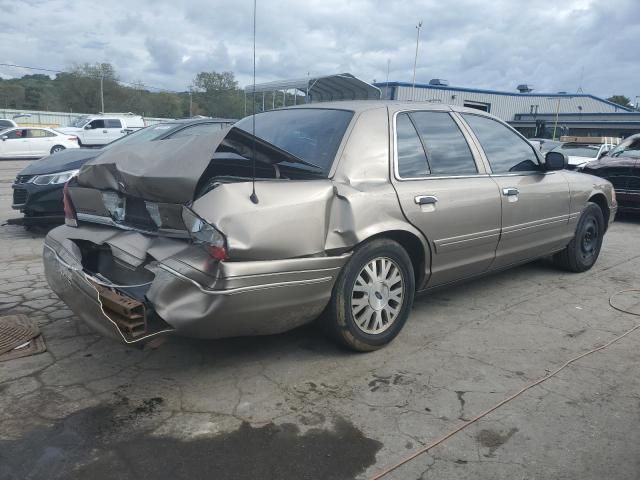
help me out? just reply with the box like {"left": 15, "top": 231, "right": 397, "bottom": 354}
{"left": 4, "top": 129, "right": 27, "bottom": 139}
{"left": 104, "top": 119, "right": 122, "bottom": 128}
{"left": 89, "top": 119, "right": 105, "bottom": 129}
{"left": 463, "top": 114, "right": 540, "bottom": 173}
{"left": 396, "top": 113, "right": 430, "bottom": 177}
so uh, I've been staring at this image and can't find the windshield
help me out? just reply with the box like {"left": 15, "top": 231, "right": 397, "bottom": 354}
{"left": 102, "top": 123, "right": 178, "bottom": 150}
{"left": 609, "top": 136, "right": 640, "bottom": 159}
{"left": 554, "top": 144, "right": 600, "bottom": 158}
{"left": 70, "top": 116, "right": 89, "bottom": 128}
{"left": 235, "top": 108, "right": 354, "bottom": 176}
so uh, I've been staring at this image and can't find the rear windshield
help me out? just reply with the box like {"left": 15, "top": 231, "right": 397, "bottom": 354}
{"left": 235, "top": 108, "right": 354, "bottom": 176}
{"left": 554, "top": 144, "right": 600, "bottom": 158}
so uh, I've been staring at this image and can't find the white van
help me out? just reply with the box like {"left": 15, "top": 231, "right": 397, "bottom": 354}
{"left": 59, "top": 113, "right": 145, "bottom": 147}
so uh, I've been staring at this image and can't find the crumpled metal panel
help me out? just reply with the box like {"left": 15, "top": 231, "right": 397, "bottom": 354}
{"left": 76, "top": 126, "right": 312, "bottom": 204}
{"left": 78, "top": 131, "right": 228, "bottom": 203}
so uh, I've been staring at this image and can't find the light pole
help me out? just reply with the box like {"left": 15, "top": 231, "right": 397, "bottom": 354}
{"left": 411, "top": 21, "right": 423, "bottom": 101}
{"left": 548, "top": 95, "right": 570, "bottom": 141}
{"left": 385, "top": 58, "right": 390, "bottom": 99}
{"left": 100, "top": 71, "right": 105, "bottom": 113}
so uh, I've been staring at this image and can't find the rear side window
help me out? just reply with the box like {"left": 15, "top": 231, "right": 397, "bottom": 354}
{"left": 463, "top": 114, "right": 540, "bottom": 173}
{"left": 105, "top": 119, "right": 122, "bottom": 128}
{"left": 397, "top": 111, "right": 477, "bottom": 176}
{"left": 27, "top": 129, "right": 55, "bottom": 138}
{"left": 396, "top": 113, "right": 430, "bottom": 177}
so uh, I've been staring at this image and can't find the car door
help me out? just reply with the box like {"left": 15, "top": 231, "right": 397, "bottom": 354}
{"left": 26, "top": 128, "right": 54, "bottom": 156}
{"left": 83, "top": 119, "right": 107, "bottom": 145}
{"left": 459, "top": 112, "right": 572, "bottom": 270}
{"left": 390, "top": 109, "right": 502, "bottom": 287}
{"left": 0, "top": 129, "right": 31, "bottom": 157}
{"left": 104, "top": 119, "right": 124, "bottom": 142}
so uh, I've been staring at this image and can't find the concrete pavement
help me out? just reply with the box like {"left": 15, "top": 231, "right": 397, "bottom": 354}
{"left": 1, "top": 159, "right": 639, "bottom": 479}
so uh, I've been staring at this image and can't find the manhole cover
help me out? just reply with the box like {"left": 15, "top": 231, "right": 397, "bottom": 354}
{"left": 0, "top": 314, "right": 46, "bottom": 361}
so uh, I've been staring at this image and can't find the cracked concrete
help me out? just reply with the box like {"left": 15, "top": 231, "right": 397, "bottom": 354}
{"left": 1, "top": 159, "right": 640, "bottom": 479}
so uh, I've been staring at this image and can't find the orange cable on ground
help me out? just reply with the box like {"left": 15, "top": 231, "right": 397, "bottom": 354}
{"left": 370, "top": 289, "right": 640, "bottom": 480}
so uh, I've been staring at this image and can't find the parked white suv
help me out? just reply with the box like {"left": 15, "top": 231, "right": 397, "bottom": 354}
{"left": 58, "top": 114, "right": 145, "bottom": 147}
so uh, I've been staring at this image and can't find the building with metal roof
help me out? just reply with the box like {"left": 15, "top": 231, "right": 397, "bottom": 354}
{"left": 375, "top": 81, "right": 640, "bottom": 138}
{"left": 244, "top": 73, "right": 380, "bottom": 114}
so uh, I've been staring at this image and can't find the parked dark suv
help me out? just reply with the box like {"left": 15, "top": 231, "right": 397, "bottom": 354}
{"left": 581, "top": 133, "right": 640, "bottom": 213}
{"left": 10, "top": 118, "right": 236, "bottom": 225}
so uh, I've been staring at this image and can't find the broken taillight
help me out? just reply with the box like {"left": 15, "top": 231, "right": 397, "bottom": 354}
{"left": 63, "top": 182, "right": 78, "bottom": 227}
{"left": 182, "top": 207, "right": 228, "bottom": 261}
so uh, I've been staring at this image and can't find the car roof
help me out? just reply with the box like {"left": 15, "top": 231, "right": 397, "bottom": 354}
{"left": 268, "top": 100, "right": 501, "bottom": 118}
{"left": 168, "top": 117, "right": 237, "bottom": 125}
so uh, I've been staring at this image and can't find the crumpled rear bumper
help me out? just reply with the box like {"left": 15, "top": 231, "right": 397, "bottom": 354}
{"left": 43, "top": 228, "right": 349, "bottom": 344}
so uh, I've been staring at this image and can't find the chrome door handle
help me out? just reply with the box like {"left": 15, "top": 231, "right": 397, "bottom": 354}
{"left": 502, "top": 187, "right": 519, "bottom": 196}
{"left": 415, "top": 195, "right": 438, "bottom": 205}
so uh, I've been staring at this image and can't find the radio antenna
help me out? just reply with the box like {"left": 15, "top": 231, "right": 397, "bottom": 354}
{"left": 249, "top": 0, "right": 259, "bottom": 204}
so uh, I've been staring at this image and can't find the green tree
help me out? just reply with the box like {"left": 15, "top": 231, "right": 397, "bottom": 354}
{"left": 192, "top": 71, "right": 244, "bottom": 118}
{"left": 0, "top": 83, "right": 25, "bottom": 109}
{"left": 607, "top": 95, "right": 631, "bottom": 108}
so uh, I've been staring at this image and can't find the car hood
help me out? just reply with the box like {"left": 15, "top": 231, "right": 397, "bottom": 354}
{"left": 567, "top": 155, "right": 596, "bottom": 166}
{"left": 77, "top": 126, "right": 316, "bottom": 204}
{"left": 18, "top": 148, "right": 102, "bottom": 176}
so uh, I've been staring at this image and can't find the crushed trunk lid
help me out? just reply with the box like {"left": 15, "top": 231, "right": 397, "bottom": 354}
{"left": 76, "top": 127, "right": 319, "bottom": 204}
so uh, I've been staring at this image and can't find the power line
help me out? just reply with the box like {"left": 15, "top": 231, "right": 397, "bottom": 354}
{"left": 0, "top": 62, "right": 182, "bottom": 93}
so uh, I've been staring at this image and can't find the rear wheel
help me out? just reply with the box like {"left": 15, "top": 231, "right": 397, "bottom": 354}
{"left": 553, "top": 202, "right": 604, "bottom": 272}
{"left": 326, "top": 238, "right": 415, "bottom": 352}
{"left": 50, "top": 145, "right": 65, "bottom": 154}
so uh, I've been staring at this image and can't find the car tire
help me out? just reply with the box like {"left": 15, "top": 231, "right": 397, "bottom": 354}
{"left": 553, "top": 202, "right": 605, "bottom": 272}
{"left": 50, "top": 145, "right": 65, "bottom": 154}
{"left": 325, "top": 238, "right": 415, "bottom": 352}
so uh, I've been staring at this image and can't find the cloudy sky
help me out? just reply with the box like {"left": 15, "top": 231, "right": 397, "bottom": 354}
{"left": 1, "top": 0, "right": 638, "bottom": 99}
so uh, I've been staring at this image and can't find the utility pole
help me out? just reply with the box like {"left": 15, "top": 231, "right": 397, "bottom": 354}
{"left": 189, "top": 91, "right": 193, "bottom": 117}
{"left": 100, "top": 71, "right": 105, "bottom": 113}
{"left": 411, "top": 21, "right": 423, "bottom": 101}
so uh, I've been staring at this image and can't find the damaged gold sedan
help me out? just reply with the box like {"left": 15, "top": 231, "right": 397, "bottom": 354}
{"left": 43, "top": 102, "right": 616, "bottom": 351}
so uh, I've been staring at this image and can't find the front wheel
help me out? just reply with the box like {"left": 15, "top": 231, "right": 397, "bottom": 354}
{"left": 326, "top": 238, "right": 415, "bottom": 352}
{"left": 553, "top": 202, "right": 605, "bottom": 272}
{"left": 50, "top": 145, "right": 65, "bottom": 154}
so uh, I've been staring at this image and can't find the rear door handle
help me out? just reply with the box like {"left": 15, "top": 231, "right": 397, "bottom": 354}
{"left": 415, "top": 195, "right": 438, "bottom": 205}
{"left": 502, "top": 187, "right": 519, "bottom": 196}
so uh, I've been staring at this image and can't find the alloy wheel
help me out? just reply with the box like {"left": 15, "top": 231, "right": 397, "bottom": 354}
{"left": 351, "top": 257, "right": 404, "bottom": 335}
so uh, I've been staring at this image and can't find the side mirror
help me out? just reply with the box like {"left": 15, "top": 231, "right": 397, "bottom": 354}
{"left": 84, "top": 125, "right": 92, "bottom": 130}
{"left": 545, "top": 151, "right": 568, "bottom": 171}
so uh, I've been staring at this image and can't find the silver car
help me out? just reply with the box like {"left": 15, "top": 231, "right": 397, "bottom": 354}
{"left": 43, "top": 102, "right": 616, "bottom": 351}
